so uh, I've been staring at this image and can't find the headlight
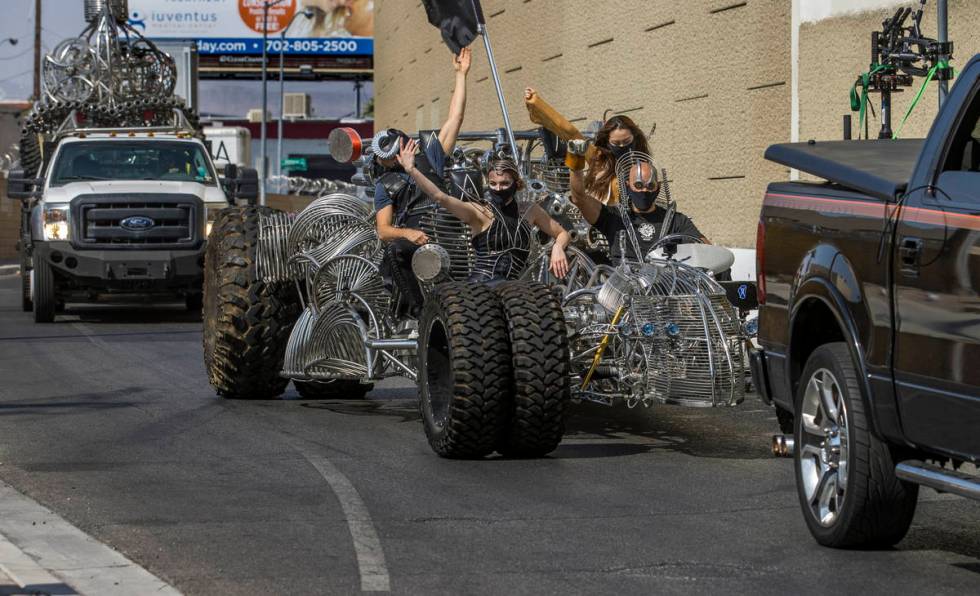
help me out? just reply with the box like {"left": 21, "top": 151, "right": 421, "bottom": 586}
{"left": 43, "top": 204, "right": 70, "bottom": 241}
{"left": 205, "top": 209, "right": 220, "bottom": 237}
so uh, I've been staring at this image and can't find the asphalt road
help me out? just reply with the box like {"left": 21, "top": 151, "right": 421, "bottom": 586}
{"left": 0, "top": 273, "right": 978, "bottom": 595}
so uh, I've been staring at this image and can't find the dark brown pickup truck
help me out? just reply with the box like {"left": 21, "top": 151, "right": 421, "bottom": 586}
{"left": 752, "top": 55, "right": 980, "bottom": 548}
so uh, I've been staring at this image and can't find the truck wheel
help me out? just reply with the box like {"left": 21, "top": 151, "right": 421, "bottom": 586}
{"left": 20, "top": 255, "right": 32, "bottom": 312}
{"left": 32, "top": 258, "right": 56, "bottom": 323}
{"left": 294, "top": 380, "right": 374, "bottom": 400}
{"left": 794, "top": 343, "right": 918, "bottom": 548}
{"left": 494, "top": 281, "right": 571, "bottom": 457}
{"left": 203, "top": 206, "right": 299, "bottom": 399}
{"left": 418, "top": 282, "right": 513, "bottom": 458}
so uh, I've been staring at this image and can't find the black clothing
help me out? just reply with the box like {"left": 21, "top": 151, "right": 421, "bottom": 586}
{"left": 593, "top": 204, "right": 702, "bottom": 261}
{"left": 376, "top": 136, "right": 448, "bottom": 316}
{"left": 468, "top": 198, "right": 533, "bottom": 283}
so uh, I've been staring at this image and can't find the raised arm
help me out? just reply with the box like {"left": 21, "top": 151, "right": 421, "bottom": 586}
{"left": 524, "top": 87, "right": 584, "bottom": 141}
{"left": 397, "top": 139, "right": 489, "bottom": 232}
{"left": 438, "top": 48, "right": 471, "bottom": 154}
{"left": 566, "top": 139, "right": 603, "bottom": 225}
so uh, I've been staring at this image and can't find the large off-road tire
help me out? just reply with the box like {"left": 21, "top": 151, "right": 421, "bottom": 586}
{"left": 32, "top": 257, "right": 56, "bottom": 323}
{"left": 494, "top": 281, "right": 571, "bottom": 457}
{"left": 294, "top": 379, "right": 374, "bottom": 400}
{"left": 418, "top": 282, "right": 513, "bottom": 458}
{"left": 203, "top": 206, "right": 299, "bottom": 399}
{"left": 794, "top": 343, "right": 918, "bottom": 548}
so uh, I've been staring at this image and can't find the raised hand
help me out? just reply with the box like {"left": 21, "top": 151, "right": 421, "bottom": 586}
{"left": 453, "top": 47, "right": 472, "bottom": 75}
{"left": 524, "top": 87, "right": 537, "bottom": 102}
{"left": 396, "top": 138, "right": 419, "bottom": 173}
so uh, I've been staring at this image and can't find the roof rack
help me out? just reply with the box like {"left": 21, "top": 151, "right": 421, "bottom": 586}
{"left": 52, "top": 108, "right": 198, "bottom": 141}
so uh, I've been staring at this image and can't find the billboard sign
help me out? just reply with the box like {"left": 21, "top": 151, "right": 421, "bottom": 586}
{"left": 128, "top": 0, "right": 374, "bottom": 56}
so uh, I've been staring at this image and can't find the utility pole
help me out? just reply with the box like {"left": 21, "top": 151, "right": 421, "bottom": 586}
{"left": 32, "top": 0, "right": 41, "bottom": 100}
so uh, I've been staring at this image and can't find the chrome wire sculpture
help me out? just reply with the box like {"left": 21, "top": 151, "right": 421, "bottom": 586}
{"left": 43, "top": 1, "right": 176, "bottom": 105}
{"left": 257, "top": 130, "right": 749, "bottom": 410}
{"left": 524, "top": 151, "right": 746, "bottom": 409}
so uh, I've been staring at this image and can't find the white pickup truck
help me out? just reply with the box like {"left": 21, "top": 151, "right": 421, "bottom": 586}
{"left": 7, "top": 123, "right": 257, "bottom": 322}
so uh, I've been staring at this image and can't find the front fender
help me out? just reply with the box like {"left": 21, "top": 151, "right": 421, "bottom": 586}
{"left": 789, "top": 281, "right": 888, "bottom": 440}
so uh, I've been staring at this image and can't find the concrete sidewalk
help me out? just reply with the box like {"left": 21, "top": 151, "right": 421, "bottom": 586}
{"left": 0, "top": 480, "right": 180, "bottom": 596}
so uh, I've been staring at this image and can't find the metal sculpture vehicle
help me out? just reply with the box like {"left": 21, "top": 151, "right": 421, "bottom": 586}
{"left": 202, "top": 128, "right": 756, "bottom": 459}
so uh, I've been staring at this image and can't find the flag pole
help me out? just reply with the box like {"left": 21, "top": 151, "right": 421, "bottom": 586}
{"left": 471, "top": 0, "right": 521, "bottom": 168}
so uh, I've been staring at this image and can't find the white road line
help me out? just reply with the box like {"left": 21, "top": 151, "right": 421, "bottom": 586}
{"left": 300, "top": 453, "right": 391, "bottom": 592}
{"left": 0, "top": 478, "right": 181, "bottom": 596}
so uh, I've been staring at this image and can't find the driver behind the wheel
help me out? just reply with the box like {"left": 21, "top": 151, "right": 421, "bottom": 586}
{"left": 567, "top": 147, "right": 706, "bottom": 262}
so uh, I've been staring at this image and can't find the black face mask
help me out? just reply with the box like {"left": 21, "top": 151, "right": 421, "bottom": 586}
{"left": 627, "top": 186, "right": 659, "bottom": 211}
{"left": 488, "top": 185, "right": 517, "bottom": 207}
{"left": 609, "top": 143, "right": 634, "bottom": 162}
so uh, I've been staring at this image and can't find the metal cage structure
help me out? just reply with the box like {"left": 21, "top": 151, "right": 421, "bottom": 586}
{"left": 254, "top": 129, "right": 750, "bottom": 412}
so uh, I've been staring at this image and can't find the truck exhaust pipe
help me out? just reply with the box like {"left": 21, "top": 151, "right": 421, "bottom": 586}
{"left": 771, "top": 434, "right": 795, "bottom": 457}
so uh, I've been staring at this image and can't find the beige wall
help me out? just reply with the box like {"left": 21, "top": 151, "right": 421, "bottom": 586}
{"left": 375, "top": 0, "right": 791, "bottom": 248}
{"left": 375, "top": 1, "right": 978, "bottom": 248}
{"left": 800, "top": 0, "right": 979, "bottom": 144}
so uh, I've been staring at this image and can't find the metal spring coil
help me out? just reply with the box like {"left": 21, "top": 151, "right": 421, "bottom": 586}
{"left": 257, "top": 211, "right": 296, "bottom": 283}
{"left": 305, "top": 302, "right": 372, "bottom": 380}
{"left": 417, "top": 206, "right": 475, "bottom": 281}
{"left": 310, "top": 254, "right": 390, "bottom": 320}
{"left": 529, "top": 161, "right": 571, "bottom": 194}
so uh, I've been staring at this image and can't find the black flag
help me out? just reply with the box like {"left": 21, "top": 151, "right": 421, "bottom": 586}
{"left": 421, "top": 0, "right": 485, "bottom": 55}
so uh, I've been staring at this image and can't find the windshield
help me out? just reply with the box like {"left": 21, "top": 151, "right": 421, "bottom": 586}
{"left": 49, "top": 141, "right": 216, "bottom": 186}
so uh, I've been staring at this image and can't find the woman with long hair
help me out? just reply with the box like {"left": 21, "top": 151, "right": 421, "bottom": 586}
{"left": 524, "top": 87, "right": 650, "bottom": 205}
{"left": 396, "top": 139, "right": 571, "bottom": 283}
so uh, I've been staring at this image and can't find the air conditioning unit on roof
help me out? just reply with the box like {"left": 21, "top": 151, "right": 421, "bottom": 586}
{"left": 246, "top": 108, "right": 269, "bottom": 123}
{"left": 283, "top": 93, "right": 311, "bottom": 119}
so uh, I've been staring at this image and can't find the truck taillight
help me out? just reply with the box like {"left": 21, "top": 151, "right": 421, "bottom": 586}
{"left": 756, "top": 217, "right": 766, "bottom": 305}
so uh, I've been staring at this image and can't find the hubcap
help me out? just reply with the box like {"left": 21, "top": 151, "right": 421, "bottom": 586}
{"left": 798, "top": 368, "right": 849, "bottom": 527}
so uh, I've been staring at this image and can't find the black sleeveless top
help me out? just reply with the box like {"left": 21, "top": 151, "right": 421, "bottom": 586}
{"left": 469, "top": 198, "right": 534, "bottom": 283}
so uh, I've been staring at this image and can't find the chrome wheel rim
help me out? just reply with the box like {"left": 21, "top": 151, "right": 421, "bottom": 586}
{"left": 798, "top": 368, "right": 849, "bottom": 527}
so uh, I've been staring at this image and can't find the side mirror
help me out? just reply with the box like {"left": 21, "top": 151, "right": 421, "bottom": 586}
{"left": 220, "top": 164, "right": 239, "bottom": 203}
{"left": 236, "top": 167, "right": 259, "bottom": 205}
{"left": 6, "top": 169, "right": 42, "bottom": 200}
{"left": 220, "top": 164, "right": 258, "bottom": 205}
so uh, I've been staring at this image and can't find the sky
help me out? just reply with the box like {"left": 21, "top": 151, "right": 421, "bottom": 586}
{"left": 0, "top": 0, "right": 372, "bottom": 118}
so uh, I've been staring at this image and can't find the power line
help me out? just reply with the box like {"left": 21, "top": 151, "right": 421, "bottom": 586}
{"left": 0, "top": 47, "right": 33, "bottom": 61}
{"left": 0, "top": 68, "right": 32, "bottom": 83}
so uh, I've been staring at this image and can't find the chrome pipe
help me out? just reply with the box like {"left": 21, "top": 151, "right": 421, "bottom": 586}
{"left": 896, "top": 460, "right": 980, "bottom": 500}
{"left": 771, "top": 434, "right": 795, "bottom": 457}
{"left": 365, "top": 339, "right": 418, "bottom": 350}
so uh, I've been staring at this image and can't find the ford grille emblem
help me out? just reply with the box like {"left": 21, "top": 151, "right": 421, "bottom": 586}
{"left": 120, "top": 216, "right": 155, "bottom": 231}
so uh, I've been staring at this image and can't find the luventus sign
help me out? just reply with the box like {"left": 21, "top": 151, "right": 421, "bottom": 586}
{"left": 128, "top": 0, "right": 374, "bottom": 56}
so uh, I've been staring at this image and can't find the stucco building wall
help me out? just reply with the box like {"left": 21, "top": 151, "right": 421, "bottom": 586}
{"left": 375, "top": 0, "right": 791, "bottom": 248}
{"left": 375, "top": 0, "right": 976, "bottom": 248}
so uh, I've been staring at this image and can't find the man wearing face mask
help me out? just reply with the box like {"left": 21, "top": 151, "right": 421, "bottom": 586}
{"left": 372, "top": 48, "right": 471, "bottom": 315}
{"left": 566, "top": 142, "right": 706, "bottom": 262}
